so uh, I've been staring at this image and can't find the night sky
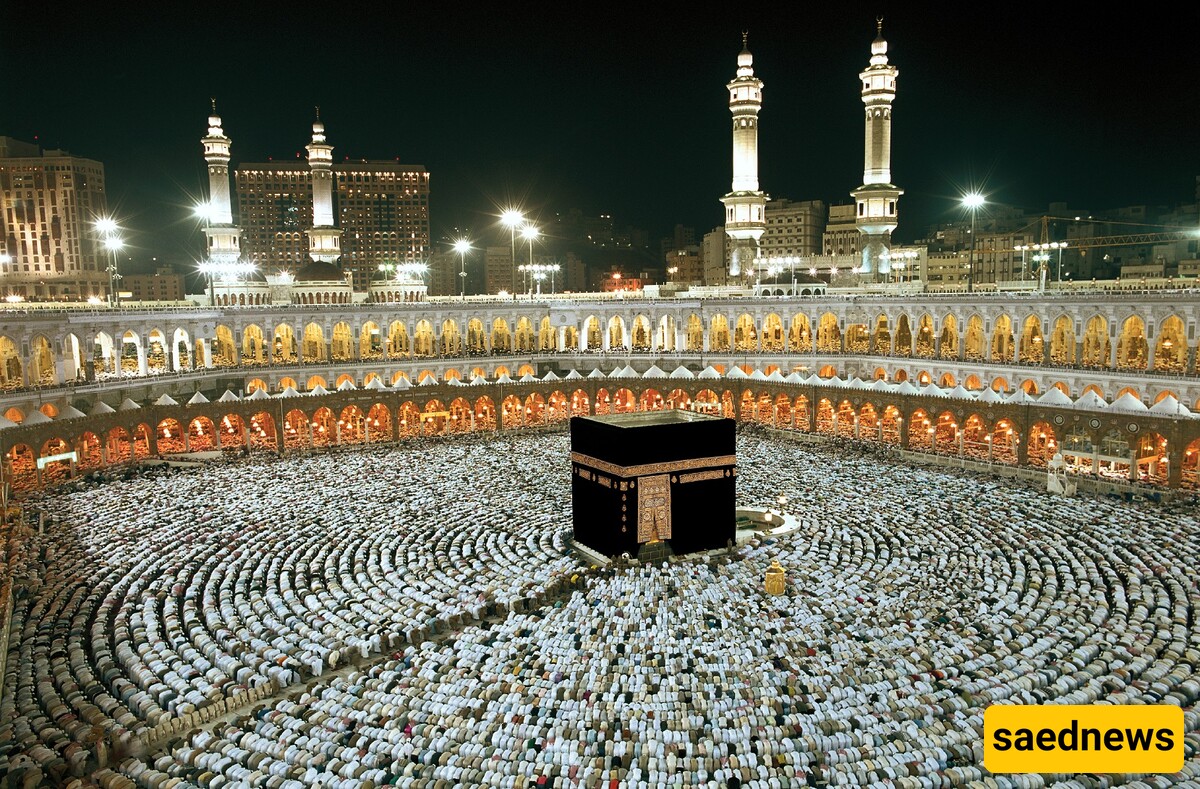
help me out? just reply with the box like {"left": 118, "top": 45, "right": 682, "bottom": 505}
{"left": 4, "top": 4, "right": 1197, "bottom": 271}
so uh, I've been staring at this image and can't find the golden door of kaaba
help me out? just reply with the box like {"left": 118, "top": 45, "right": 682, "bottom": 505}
{"left": 637, "top": 473, "right": 672, "bottom": 543}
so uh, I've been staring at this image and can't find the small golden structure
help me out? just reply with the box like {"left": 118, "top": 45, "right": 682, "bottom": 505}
{"left": 765, "top": 560, "right": 786, "bottom": 596}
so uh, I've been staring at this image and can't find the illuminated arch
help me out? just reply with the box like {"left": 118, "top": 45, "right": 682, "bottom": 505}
{"left": 709, "top": 315, "right": 731, "bottom": 352}
{"left": 1116, "top": 315, "right": 1148, "bottom": 371}
{"left": 817, "top": 313, "right": 841, "bottom": 352}
{"left": 1017, "top": 315, "right": 1044, "bottom": 364}
{"left": 1049, "top": 315, "right": 1075, "bottom": 365}
{"left": 570, "top": 389, "right": 590, "bottom": 416}
{"left": 272, "top": 324, "right": 296, "bottom": 363}
{"left": 915, "top": 314, "right": 935, "bottom": 358}
{"left": 1153, "top": 315, "right": 1186, "bottom": 372}
{"left": 895, "top": 314, "right": 913, "bottom": 357}
{"left": 940, "top": 315, "right": 960, "bottom": 360}
{"left": 871, "top": 314, "right": 892, "bottom": 354}
{"left": 413, "top": 320, "right": 436, "bottom": 357}
{"left": 302, "top": 323, "right": 327, "bottom": 363}
{"left": 514, "top": 317, "right": 535, "bottom": 353}
{"left": 787, "top": 314, "right": 812, "bottom": 353}
{"left": 1081, "top": 315, "right": 1111, "bottom": 368}
{"left": 283, "top": 409, "right": 309, "bottom": 450}
{"left": 734, "top": 314, "right": 758, "bottom": 352}
{"left": 990, "top": 314, "right": 1015, "bottom": 363}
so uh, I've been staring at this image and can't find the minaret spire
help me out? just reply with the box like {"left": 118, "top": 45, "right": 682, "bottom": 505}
{"left": 305, "top": 110, "right": 342, "bottom": 264}
{"left": 199, "top": 102, "right": 243, "bottom": 302}
{"left": 850, "top": 19, "right": 903, "bottom": 280}
{"left": 719, "top": 33, "right": 767, "bottom": 281}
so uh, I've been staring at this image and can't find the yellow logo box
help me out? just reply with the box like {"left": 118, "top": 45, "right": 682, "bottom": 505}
{"left": 984, "top": 705, "right": 1184, "bottom": 774}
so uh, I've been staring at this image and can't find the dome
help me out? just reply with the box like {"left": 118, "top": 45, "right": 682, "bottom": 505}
{"left": 295, "top": 260, "right": 345, "bottom": 283}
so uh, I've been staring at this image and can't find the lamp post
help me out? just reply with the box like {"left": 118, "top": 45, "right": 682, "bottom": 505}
{"left": 104, "top": 236, "right": 124, "bottom": 309}
{"left": 521, "top": 225, "right": 539, "bottom": 297}
{"left": 501, "top": 209, "right": 524, "bottom": 294}
{"left": 962, "top": 193, "right": 985, "bottom": 293}
{"left": 453, "top": 239, "right": 472, "bottom": 300}
{"left": 518, "top": 263, "right": 560, "bottom": 296}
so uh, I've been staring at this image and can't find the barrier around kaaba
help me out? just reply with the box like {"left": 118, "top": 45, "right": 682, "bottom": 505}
{"left": 570, "top": 411, "right": 736, "bottom": 558}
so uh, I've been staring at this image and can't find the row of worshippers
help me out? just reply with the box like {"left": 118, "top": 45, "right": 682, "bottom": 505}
{"left": 77, "top": 434, "right": 1200, "bottom": 788}
{"left": 2, "top": 434, "right": 580, "bottom": 785}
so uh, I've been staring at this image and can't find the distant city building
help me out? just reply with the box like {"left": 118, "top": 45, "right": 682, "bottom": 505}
{"left": 823, "top": 204, "right": 860, "bottom": 257}
{"left": 701, "top": 228, "right": 728, "bottom": 286}
{"left": 562, "top": 252, "right": 588, "bottom": 292}
{"left": 235, "top": 158, "right": 429, "bottom": 291}
{"left": 664, "top": 245, "right": 704, "bottom": 284}
{"left": 427, "top": 250, "right": 454, "bottom": 297}
{"left": 659, "top": 224, "right": 696, "bottom": 260}
{"left": 0, "top": 136, "right": 109, "bottom": 300}
{"left": 762, "top": 199, "right": 827, "bottom": 260}
{"left": 124, "top": 265, "right": 185, "bottom": 302}
{"left": 484, "top": 245, "right": 513, "bottom": 294}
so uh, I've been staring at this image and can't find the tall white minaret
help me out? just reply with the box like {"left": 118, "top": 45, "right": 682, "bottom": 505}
{"left": 851, "top": 19, "right": 903, "bottom": 279}
{"left": 200, "top": 100, "right": 242, "bottom": 268}
{"left": 306, "top": 108, "right": 342, "bottom": 264}
{"left": 720, "top": 32, "right": 767, "bottom": 279}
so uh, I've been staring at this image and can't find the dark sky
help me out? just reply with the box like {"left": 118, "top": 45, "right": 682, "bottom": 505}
{"left": 4, "top": 3, "right": 1198, "bottom": 270}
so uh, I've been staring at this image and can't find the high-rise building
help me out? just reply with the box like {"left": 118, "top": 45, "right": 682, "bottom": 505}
{"left": 484, "top": 245, "right": 513, "bottom": 295}
{"left": 851, "top": 20, "right": 903, "bottom": 279}
{"left": 701, "top": 228, "right": 728, "bottom": 286}
{"left": 0, "top": 136, "right": 109, "bottom": 300}
{"left": 235, "top": 156, "right": 429, "bottom": 291}
{"left": 761, "top": 199, "right": 827, "bottom": 260}
{"left": 720, "top": 34, "right": 767, "bottom": 279}
{"left": 429, "top": 249, "right": 458, "bottom": 297}
{"left": 822, "top": 204, "right": 860, "bottom": 257}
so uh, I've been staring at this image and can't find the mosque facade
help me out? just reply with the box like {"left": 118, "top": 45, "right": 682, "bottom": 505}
{"left": 2, "top": 290, "right": 1200, "bottom": 491}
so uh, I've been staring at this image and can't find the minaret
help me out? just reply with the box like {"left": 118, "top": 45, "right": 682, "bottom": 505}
{"left": 720, "top": 32, "right": 767, "bottom": 279}
{"left": 200, "top": 100, "right": 242, "bottom": 268}
{"left": 306, "top": 108, "right": 342, "bottom": 264}
{"left": 851, "top": 19, "right": 903, "bottom": 280}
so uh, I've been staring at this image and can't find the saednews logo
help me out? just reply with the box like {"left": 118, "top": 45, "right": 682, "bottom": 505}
{"left": 984, "top": 705, "right": 1184, "bottom": 773}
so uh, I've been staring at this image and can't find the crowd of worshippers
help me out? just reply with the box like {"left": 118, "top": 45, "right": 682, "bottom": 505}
{"left": 2, "top": 432, "right": 1198, "bottom": 787}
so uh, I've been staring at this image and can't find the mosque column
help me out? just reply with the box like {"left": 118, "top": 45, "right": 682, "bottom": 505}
{"left": 853, "top": 414, "right": 861, "bottom": 439}
{"left": 578, "top": 325, "right": 587, "bottom": 352}
{"left": 146, "top": 429, "right": 158, "bottom": 458}
{"left": 1128, "top": 447, "right": 1139, "bottom": 482}
{"left": 274, "top": 419, "right": 285, "bottom": 454}
{"left": 136, "top": 344, "right": 149, "bottom": 377}
{"left": 1167, "top": 445, "right": 1182, "bottom": 488}
{"left": 898, "top": 415, "right": 908, "bottom": 448}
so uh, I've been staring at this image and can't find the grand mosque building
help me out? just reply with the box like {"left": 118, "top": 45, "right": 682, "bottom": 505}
{"left": 0, "top": 23, "right": 1197, "bottom": 789}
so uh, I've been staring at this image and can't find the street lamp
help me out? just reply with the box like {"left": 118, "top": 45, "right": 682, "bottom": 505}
{"left": 521, "top": 225, "right": 539, "bottom": 296}
{"left": 103, "top": 234, "right": 125, "bottom": 308}
{"left": 453, "top": 238, "right": 471, "bottom": 300}
{"left": 518, "top": 263, "right": 561, "bottom": 295}
{"left": 501, "top": 209, "right": 524, "bottom": 294}
{"left": 962, "top": 192, "right": 985, "bottom": 293}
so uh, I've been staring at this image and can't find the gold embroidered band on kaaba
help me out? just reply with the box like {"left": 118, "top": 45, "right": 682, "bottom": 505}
{"left": 570, "top": 452, "right": 737, "bottom": 478}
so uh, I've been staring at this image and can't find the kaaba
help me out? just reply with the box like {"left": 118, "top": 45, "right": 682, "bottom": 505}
{"left": 570, "top": 410, "right": 737, "bottom": 558}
